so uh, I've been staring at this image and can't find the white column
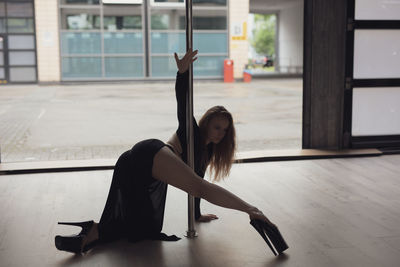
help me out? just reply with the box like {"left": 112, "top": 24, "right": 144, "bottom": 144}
{"left": 229, "top": 0, "right": 249, "bottom": 79}
{"left": 34, "top": 0, "right": 61, "bottom": 82}
{"left": 278, "top": 1, "right": 304, "bottom": 73}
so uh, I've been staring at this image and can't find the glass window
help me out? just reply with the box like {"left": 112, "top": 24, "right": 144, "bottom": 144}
{"left": 193, "top": 55, "right": 224, "bottom": 76}
{"left": 151, "top": 9, "right": 185, "bottom": 30}
{"left": 194, "top": 33, "right": 227, "bottom": 53}
{"left": 103, "top": 5, "right": 142, "bottom": 30}
{"left": 354, "top": 30, "right": 400, "bottom": 79}
{"left": 0, "top": 2, "right": 5, "bottom": 17}
{"left": 0, "top": 36, "right": 3, "bottom": 49}
{"left": 152, "top": 0, "right": 184, "bottom": 5}
{"left": 151, "top": 56, "right": 178, "bottom": 77}
{"left": 0, "top": 52, "right": 3, "bottom": 65}
{"left": 61, "top": 0, "right": 100, "bottom": 5}
{"left": 61, "top": 9, "right": 100, "bottom": 30}
{"left": 194, "top": 0, "right": 226, "bottom": 6}
{"left": 355, "top": 0, "right": 400, "bottom": 20}
{"left": 352, "top": 87, "right": 400, "bottom": 136}
{"left": 0, "top": 67, "right": 4, "bottom": 79}
{"left": 6, "top": 2, "right": 34, "bottom": 17}
{"left": 0, "top": 19, "right": 5, "bottom": 33}
{"left": 9, "top": 51, "right": 36, "bottom": 66}
{"left": 62, "top": 57, "right": 102, "bottom": 78}
{"left": 10, "top": 67, "right": 36, "bottom": 82}
{"left": 190, "top": 9, "right": 226, "bottom": 30}
{"left": 61, "top": 32, "right": 101, "bottom": 54}
{"left": 66, "top": 14, "right": 100, "bottom": 30}
{"left": 7, "top": 18, "right": 34, "bottom": 33}
{"left": 151, "top": 55, "right": 224, "bottom": 77}
{"left": 8, "top": 35, "right": 35, "bottom": 49}
{"left": 104, "top": 32, "right": 143, "bottom": 54}
{"left": 104, "top": 16, "right": 142, "bottom": 30}
{"left": 105, "top": 57, "right": 143, "bottom": 77}
{"left": 151, "top": 32, "right": 185, "bottom": 53}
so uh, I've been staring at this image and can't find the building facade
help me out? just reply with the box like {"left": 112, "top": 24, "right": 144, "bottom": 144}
{"left": 0, "top": 0, "right": 38, "bottom": 83}
{"left": 0, "top": 0, "right": 250, "bottom": 83}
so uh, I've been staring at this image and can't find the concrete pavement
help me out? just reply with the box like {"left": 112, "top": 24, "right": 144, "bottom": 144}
{"left": 0, "top": 78, "right": 302, "bottom": 163}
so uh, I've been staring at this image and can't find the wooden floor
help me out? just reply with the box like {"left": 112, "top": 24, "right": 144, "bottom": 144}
{"left": 0, "top": 155, "right": 399, "bottom": 267}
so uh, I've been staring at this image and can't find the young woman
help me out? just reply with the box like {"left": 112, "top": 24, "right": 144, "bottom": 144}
{"left": 55, "top": 49, "right": 276, "bottom": 254}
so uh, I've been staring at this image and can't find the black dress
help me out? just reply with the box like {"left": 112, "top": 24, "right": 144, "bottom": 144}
{"left": 98, "top": 71, "right": 212, "bottom": 242}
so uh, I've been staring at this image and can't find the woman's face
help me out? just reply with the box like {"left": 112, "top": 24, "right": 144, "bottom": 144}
{"left": 207, "top": 116, "right": 229, "bottom": 144}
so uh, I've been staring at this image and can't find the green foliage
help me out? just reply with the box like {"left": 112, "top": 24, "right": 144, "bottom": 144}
{"left": 250, "top": 14, "right": 276, "bottom": 56}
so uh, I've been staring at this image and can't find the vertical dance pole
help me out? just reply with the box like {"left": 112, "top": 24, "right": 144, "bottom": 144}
{"left": 185, "top": 0, "right": 197, "bottom": 238}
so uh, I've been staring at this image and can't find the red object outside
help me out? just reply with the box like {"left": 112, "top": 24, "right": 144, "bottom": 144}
{"left": 224, "top": 59, "right": 234, "bottom": 83}
{"left": 243, "top": 71, "right": 252, "bottom": 83}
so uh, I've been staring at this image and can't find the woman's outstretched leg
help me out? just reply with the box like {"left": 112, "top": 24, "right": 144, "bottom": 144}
{"left": 152, "top": 147, "right": 274, "bottom": 224}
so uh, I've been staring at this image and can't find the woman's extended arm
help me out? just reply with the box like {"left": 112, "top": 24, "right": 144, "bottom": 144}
{"left": 152, "top": 147, "right": 275, "bottom": 225}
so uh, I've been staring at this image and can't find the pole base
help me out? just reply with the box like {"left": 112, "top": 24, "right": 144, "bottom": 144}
{"left": 184, "top": 230, "right": 198, "bottom": 238}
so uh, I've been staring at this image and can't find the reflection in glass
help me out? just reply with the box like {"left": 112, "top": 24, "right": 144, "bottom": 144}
{"left": 0, "top": 68, "right": 4, "bottom": 79}
{"left": 104, "top": 16, "right": 142, "bottom": 30}
{"left": 9, "top": 51, "right": 36, "bottom": 66}
{"left": 105, "top": 57, "right": 143, "bottom": 77}
{"left": 151, "top": 14, "right": 173, "bottom": 30}
{"left": 151, "top": 9, "right": 226, "bottom": 30}
{"left": 10, "top": 67, "right": 36, "bottom": 82}
{"left": 66, "top": 14, "right": 100, "bottom": 30}
{"left": 8, "top": 35, "right": 35, "bottom": 49}
{"left": 61, "top": 32, "right": 101, "bottom": 54}
{"left": 104, "top": 32, "right": 143, "bottom": 53}
{"left": 103, "top": 5, "right": 142, "bottom": 30}
{"left": 6, "top": 2, "right": 34, "bottom": 17}
{"left": 0, "top": 37, "right": 3, "bottom": 49}
{"left": 62, "top": 57, "right": 102, "bottom": 78}
{"left": 7, "top": 19, "right": 34, "bottom": 33}
{"left": 0, "top": 52, "right": 3, "bottom": 65}
{"left": 180, "top": 16, "right": 226, "bottom": 30}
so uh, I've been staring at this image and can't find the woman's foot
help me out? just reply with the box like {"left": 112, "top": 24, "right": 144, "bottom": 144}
{"left": 55, "top": 220, "right": 99, "bottom": 253}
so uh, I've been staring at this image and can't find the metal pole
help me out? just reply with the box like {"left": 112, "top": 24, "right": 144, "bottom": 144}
{"left": 185, "top": 0, "right": 197, "bottom": 238}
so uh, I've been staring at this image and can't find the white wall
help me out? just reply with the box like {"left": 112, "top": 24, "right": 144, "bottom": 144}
{"left": 278, "top": 1, "right": 303, "bottom": 73}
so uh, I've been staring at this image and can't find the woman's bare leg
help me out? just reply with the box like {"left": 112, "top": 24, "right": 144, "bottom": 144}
{"left": 152, "top": 147, "right": 267, "bottom": 219}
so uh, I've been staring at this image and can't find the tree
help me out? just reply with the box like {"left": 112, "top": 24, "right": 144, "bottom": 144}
{"left": 250, "top": 14, "right": 276, "bottom": 56}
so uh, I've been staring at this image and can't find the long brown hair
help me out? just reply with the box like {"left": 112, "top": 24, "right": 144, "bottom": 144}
{"left": 199, "top": 106, "right": 236, "bottom": 182}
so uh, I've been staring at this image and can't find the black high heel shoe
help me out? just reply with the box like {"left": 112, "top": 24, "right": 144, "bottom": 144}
{"left": 55, "top": 220, "right": 99, "bottom": 253}
{"left": 250, "top": 219, "right": 288, "bottom": 256}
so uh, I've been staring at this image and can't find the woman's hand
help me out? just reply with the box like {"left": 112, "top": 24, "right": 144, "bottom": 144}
{"left": 248, "top": 207, "right": 277, "bottom": 228}
{"left": 196, "top": 214, "right": 218, "bottom": 223}
{"left": 174, "top": 49, "right": 198, "bottom": 74}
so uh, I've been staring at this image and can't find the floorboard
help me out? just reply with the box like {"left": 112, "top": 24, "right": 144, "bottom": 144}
{"left": 0, "top": 155, "right": 399, "bottom": 267}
